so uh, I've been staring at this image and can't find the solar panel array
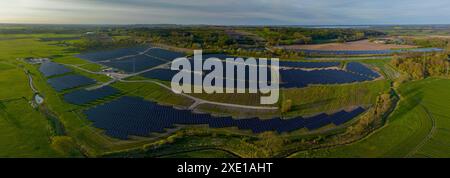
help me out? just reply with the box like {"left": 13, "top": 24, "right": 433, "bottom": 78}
{"left": 145, "top": 48, "right": 185, "bottom": 61}
{"left": 292, "top": 48, "right": 443, "bottom": 56}
{"left": 141, "top": 68, "right": 271, "bottom": 89}
{"left": 47, "top": 74, "right": 96, "bottom": 92}
{"left": 141, "top": 69, "right": 179, "bottom": 81}
{"left": 75, "top": 46, "right": 148, "bottom": 62}
{"left": 346, "top": 62, "right": 380, "bottom": 79}
{"left": 280, "top": 69, "right": 373, "bottom": 88}
{"left": 141, "top": 63, "right": 374, "bottom": 88}
{"left": 84, "top": 96, "right": 366, "bottom": 139}
{"left": 39, "top": 62, "right": 72, "bottom": 77}
{"left": 100, "top": 54, "right": 167, "bottom": 73}
{"left": 279, "top": 61, "right": 340, "bottom": 68}
{"left": 63, "top": 86, "right": 119, "bottom": 105}
{"left": 198, "top": 54, "right": 341, "bottom": 69}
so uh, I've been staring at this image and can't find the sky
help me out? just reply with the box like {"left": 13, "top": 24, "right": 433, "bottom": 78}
{"left": 0, "top": 0, "right": 450, "bottom": 25}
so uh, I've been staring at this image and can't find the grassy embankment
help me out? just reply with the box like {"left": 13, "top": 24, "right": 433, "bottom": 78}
{"left": 290, "top": 77, "right": 450, "bottom": 158}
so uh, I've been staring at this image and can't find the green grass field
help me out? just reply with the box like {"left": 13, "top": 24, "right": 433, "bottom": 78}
{"left": 112, "top": 81, "right": 194, "bottom": 107}
{"left": 283, "top": 80, "right": 390, "bottom": 117}
{"left": 0, "top": 35, "right": 150, "bottom": 157}
{"left": 0, "top": 59, "right": 60, "bottom": 157}
{"left": 52, "top": 56, "right": 104, "bottom": 72}
{"left": 290, "top": 77, "right": 450, "bottom": 158}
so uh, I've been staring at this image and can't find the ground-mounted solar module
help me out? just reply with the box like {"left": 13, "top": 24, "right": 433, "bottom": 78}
{"left": 63, "top": 86, "right": 119, "bottom": 105}
{"left": 142, "top": 66, "right": 374, "bottom": 88}
{"left": 145, "top": 48, "right": 186, "bottom": 61}
{"left": 39, "top": 62, "right": 72, "bottom": 77}
{"left": 280, "top": 69, "right": 373, "bottom": 88}
{"left": 195, "top": 54, "right": 341, "bottom": 69}
{"left": 290, "top": 48, "right": 443, "bottom": 56}
{"left": 140, "top": 69, "right": 179, "bottom": 81}
{"left": 346, "top": 62, "right": 380, "bottom": 79}
{"left": 279, "top": 61, "right": 340, "bottom": 68}
{"left": 84, "top": 96, "right": 366, "bottom": 139}
{"left": 47, "top": 74, "right": 96, "bottom": 92}
{"left": 141, "top": 67, "right": 273, "bottom": 89}
{"left": 100, "top": 54, "right": 167, "bottom": 73}
{"left": 75, "top": 46, "right": 149, "bottom": 62}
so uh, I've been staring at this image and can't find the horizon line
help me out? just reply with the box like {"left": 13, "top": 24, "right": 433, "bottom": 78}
{"left": 2, "top": 22, "right": 450, "bottom": 27}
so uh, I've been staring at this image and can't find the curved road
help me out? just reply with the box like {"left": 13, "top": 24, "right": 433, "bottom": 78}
{"left": 65, "top": 62, "right": 278, "bottom": 110}
{"left": 120, "top": 79, "right": 278, "bottom": 110}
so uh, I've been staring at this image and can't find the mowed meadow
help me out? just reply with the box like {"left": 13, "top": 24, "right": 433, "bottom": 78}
{"left": 291, "top": 77, "right": 450, "bottom": 158}
{"left": 0, "top": 38, "right": 65, "bottom": 157}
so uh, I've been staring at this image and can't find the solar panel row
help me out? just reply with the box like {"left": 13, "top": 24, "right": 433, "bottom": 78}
{"left": 280, "top": 69, "right": 373, "bottom": 88}
{"left": 145, "top": 48, "right": 185, "bottom": 61}
{"left": 346, "top": 62, "right": 380, "bottom": 79}
{"left": 140, "top": 66, "right": 373, "bottom": 88}
{"left": 47, "top": 74, "right": 96, "bottom": 92}
{"left": 291, "top": 48, "right": 443, "bottom": 55}
{"left": 100, "top": 54, "right": 167, "bottom": 73}
{"left": 39, "top": 62, "right": 72, "bottom": 77}
{"left": 63, "top": 86, "right": 119, "bottom": 105}
{"left": 75, "top": 46, "right": 149, "bottom": 62}
{"left": 84, "top": 96, "right": 366, "bottom": 139}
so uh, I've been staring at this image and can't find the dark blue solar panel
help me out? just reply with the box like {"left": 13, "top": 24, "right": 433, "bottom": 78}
{"left": 290, "top": 48, "right": 443, "bottom": 55}
{"left": 279, "top": 61, "right": 340, "bottom": 68}
{"left": 280, "top": 69, "right": 373, "bottom": 88}
{"left": 63, "top": 86, "right": 119, "bottom": 105}
{"left": 145, "top": 48, "right": 185, "bottom": 61}
{"left": 346, "top": 62, "right": 380, "bottom": 79}
{"left": 331, "top": 107, "right": 366, "bottom": 125}
{"left": 39, "top": 62, "right": 72, "bottom": 77}
{"left": 47, "top": 75, "right": 96, "bottom": 92}
{"left": 142, "top": 67, "right": 375, "bottom": 89}
{"left": 140, "top": 69, "right": 178, "bottom": 81}
{"left": 100, "top": 54, "right": 167, "bottom": 73}
{"left": 75, "top": 46, "right": 149, "bottom": 62}
{"left": 84, "top": 96, "right": 366, "bottom": 139}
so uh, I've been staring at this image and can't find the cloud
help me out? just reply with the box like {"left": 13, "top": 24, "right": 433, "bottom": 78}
{"left": 1, "top": 0, "right": 450, "bottom": 24}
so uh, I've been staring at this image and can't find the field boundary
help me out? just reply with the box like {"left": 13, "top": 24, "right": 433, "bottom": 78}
{"left": 404, "top": 103, "right": 436, "bottom": 158}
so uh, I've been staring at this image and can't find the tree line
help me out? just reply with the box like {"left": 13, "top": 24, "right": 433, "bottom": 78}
{"left": 391, "top": 52, "right": 450, "bottom": 80}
